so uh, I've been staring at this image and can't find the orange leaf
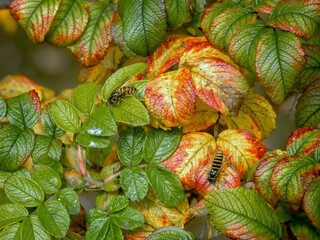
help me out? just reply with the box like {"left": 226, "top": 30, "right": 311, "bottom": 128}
{"left": 144, "top": 66, "right": 196, "bottom": 128}
{"left": 0, "top": 75, "right": 42, "bottom": 99}
{"left": 180, "top": 42, "right": 249, "bottom": 114}
{"left": 162, "top": 132, "right": 216, "bottom": 193}
{"left": 217, "top": 129, "right": 267, "bottom": 176}
{"left": 146, "top": 35, "right": 206, "bottom": 79}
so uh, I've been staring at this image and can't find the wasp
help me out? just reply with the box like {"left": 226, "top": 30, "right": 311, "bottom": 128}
{"left": 107, "top": 76, "right": 138, "bottom": 104}
{"left": 208, "top": 149, "right": 224, "bottom": 182}
{"left": 108, "top": 86, "right": 138, "bottom": 104}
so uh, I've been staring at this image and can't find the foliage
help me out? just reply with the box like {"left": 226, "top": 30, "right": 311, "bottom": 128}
{"left": 0, "top": 0, "right": 319, "bottom": 239}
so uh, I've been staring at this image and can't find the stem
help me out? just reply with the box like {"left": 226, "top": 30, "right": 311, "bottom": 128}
{"left": 103, "top": 171, "right": 121, "bottom": 184}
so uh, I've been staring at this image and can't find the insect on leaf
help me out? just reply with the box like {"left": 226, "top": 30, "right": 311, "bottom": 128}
{"left": 101, "top": 63, "right": 148, "bottom": 102}
{"left": 9, "top": 0, "right": 61, "bottom": 42}
{"left": 69, "top": 1, "right": 114, "bottom": 67}
{"left": 180, "top": 42, "right": 249, "bottom": 114}
{"left": 205, "top": 188, "right": 282, "bottom": 239}
{"left": 145, "top": 66, "right": 196, "bottom": 128}
{"left": 46, "top": 0, "right": 89, "bottom": 47}
{"left": 162, "top": 132, "right": 216, "bottom": 195}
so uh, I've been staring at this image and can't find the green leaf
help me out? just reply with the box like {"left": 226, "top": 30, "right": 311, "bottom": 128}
{"left": 295, "top": 80, "right": 320, "bottom": 128}
{"left": 143, "top": 128, "right": 182, "bottom": 163}
{"left": 206, "top": 6, "right": 257, "bottom": 51}
{"left": 81, "top": 105, "right": 117, "bottom": 136}
{"left": 200, "top": 1, "right": 237, "bottom": 38}
{"left": 69, "top": 1, "right": 114, "bottom": 67}
{"left": 268, "top": 1, "right": 320, "bottom": 39}
{"left": 108, "top": 195, "right": 129, "bottom": 214}
{"left": 303, "top": 177, "right": 320, "bottom": 229}
{"left": 55, "top": 188, "right": 80, "bottom": 216}
{"left": 0, "top": 125, "right": 35, "bottom": 172}
{"left": 6, "top": 90, "right": 40, "bottom": 129}
{"left": 286, "top": 127, "right": 320, "bottom": 156}
{"left": 86, "top": 208, "right": 108, "bottom": 226}
{"left": 40, "top": 107, "right": 66, "bottom": 138}
{"left": 101, "top": 63, "right": 148, "bottom": 102}
{"left": 4, "top": 176, "right": 44, "bottom": 207}
{"left": 0, "top": 204, "right": 28, "bottom": 230}
{"left": 0, "top": 95, "right": 7, "bottom": 120}
{"left": 31, "top": 135, "right": 62, "bottom": 163}
{"left": 0, "top": 171, "right": 11, "bottom": 189}
{"left": 32, "top": 165, "right": 61, "bottom": 194}
{"left": 297, "top": 46, "right": 320, "bottom": 90}
{"left": 46, "top": 0, "right": 89, "bottom": 47}
{"left": 164, "top": 0, "right": 188, "bottom": 29}
{"left": 146, "top": 226, "right": 194, "bottom": 240}
{"left": 50, "top": 99, "right": 81, "bottom": 133}
{"left": 118, "top": 0, "right": 167, "bottom": 56}
{"left": 290, "top": 217, "right": 320, "bottom": 240}
{"left": 85, "top": 218, "right": 110, "bottom": 240}
{"left": 117, "top": 127, "right": 145, "bottom": 166}
{"left": 131, "top": 79, "right": 149, "bottom": 101}
{"left": 0, "top": 223, "right": 20, "bottom": 239}
{"left": 111, "top": 206, "right": 144, "bottom": 230}
{"left": 72, "top": 82, "right": 98, "bottom": 115}
{"left": 76, "top": 132, "right": 112, "bottom": 148}
{"left": 9, "top": 0, "right": 60, "bottom": 42}
{"left": 254, "top": 155, "right": 283, "bottom": 208}
{"left": 37, "top": 200, "right": 70, "bottom": 238}
{"left": 255, "top": 29, "right": 306, "bottom": 104}
{"left": 120, "top": 166, "right": 148, "bottom": 202}
{"left": 106, "top": 221, "right": 123, "bottom": 240}
{"left": 228, "top": 21, "right": 266, "bottom": 72}
{"left": 19, "top": 215, "right": 51, "bottom": 240}
{"left": 146, "top": 164, "right": 184, "bottom": 207}
{"left": 270, "top": 155, "right": 319, "bottom": 205}
{"left": 205, "top": 188, "right": 282, "bottom": 239}
{"left": 111, "top": 96, "right": 150, "bottom": 126}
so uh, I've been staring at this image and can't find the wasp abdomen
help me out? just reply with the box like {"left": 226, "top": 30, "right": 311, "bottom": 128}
{"left": 208, "top": 149, "right": 224, "bottom": 182}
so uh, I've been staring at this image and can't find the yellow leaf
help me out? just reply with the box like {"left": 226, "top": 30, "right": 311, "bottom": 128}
{"left": 0, "top": 9, "right": 18, "bottom": 35}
